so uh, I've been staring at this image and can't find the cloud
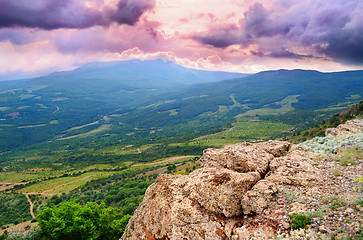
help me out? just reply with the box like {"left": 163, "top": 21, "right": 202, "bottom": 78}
{"left": 110, "top": 0, "right": 155, "bottom": 25}
{"left": 0, "top": 0, "right": 155, "bottom": 30}
{"left": 191, "top": 0, "right": 363, "bottom": 64}
{"left": 0, "top": 0, "right": 361, "bottom": 80}
{"left": 269, "top": 49, "right": 313, "bottom": 59}
{"left": 192, "top": 24, "right": 241, "bottom": 48}
{"left": 0, "top": 28, "right": 37, "bottom": 45}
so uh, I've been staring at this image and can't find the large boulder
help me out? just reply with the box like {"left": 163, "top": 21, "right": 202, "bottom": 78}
{"left": 199, "top": 141, "right": 289, "bottom": 176}
{"left": 121, "top": 140, "right": 321, "bottom": 240}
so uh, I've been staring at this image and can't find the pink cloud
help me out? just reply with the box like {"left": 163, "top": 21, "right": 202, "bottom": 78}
{"left": 0, "top": 0, "right": 362, "bottom": 80}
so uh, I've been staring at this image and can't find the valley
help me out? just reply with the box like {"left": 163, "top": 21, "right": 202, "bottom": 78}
{"left": 0, "top": 60, "right": 362, "bottom": 238}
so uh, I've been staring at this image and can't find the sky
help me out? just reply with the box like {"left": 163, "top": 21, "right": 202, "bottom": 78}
{"left": 0, "top": 0, "right": 362, "bottom": 80}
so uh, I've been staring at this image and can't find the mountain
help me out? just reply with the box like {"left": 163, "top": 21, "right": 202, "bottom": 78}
{"left": 0, "top": 59, "right": 247, "bottom": 97}
{"left": 0, "top": 59, "right": 247, "bottom": 151}
{"left": 75, "top": 59, "right": 247, "bottom": 86}
{"left": 0, "top": 63, "right": 362, "bottom": 152}
{"left": 117, "top": 69, "right": 363, "bottom": 130}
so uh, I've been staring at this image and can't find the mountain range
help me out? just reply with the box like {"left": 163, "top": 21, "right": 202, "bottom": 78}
{"left": 0, "top": 59, "right": 362, "bottom": 152}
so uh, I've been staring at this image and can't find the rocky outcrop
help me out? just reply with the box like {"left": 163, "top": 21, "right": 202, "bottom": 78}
{"left": 199, "top": 141, "right": 290, "bottom": 176}
{"left": 122, "top": 141, "right": 304, "bottom": 240}
{"left": 121, "top": 137, "right": 362, "bottom": 240}
{"left": 325, "top": 119, "right": 362, "bottom": 136}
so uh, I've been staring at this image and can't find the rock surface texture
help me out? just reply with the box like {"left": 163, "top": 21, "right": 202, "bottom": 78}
{"left": 326, "top": 119, "right": 362, "bottom": 136}
{"left": 122, "top": 123, "right": 363, "bottom": 240}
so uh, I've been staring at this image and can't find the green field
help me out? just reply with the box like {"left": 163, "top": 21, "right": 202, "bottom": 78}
{"left": 194, "top": 118, "right": 292, "bottom": 142}
{"left": 238, "top": 95, "right": 299, "bottom": 117}
{"left": 0, "top": 172, "right": 40, "bottom": 183}
{"left": 19, "top": 172, "right": 116, "bottom": 194}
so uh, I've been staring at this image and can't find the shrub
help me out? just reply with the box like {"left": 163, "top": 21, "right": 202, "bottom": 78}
{"left": 299, "top": 130, "right": 363, "bottom": 155}
{"left": 290, "top": 213, "right": 312, "bottom": 229}
{"left": 36, "top": 201, "right": 130, "bottom": 240}
{"left": 325, "top": 197, "right": 345, "bottom": 209}
{"left": 335, "top": 147, "right": 363, "bottom": 166}
{"left": 332, "top": 169, "right": 341, "bottom": 177}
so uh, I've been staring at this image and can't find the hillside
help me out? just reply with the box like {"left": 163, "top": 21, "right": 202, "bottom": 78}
{"left": 284, "top": 100, "right": 363, "bottom": 143}
{"left": 0, "top": 103, "right": 361, "bottom": 239}
{"left": 106, "top": 69, "right": 363, "bottom": 148}
{"left": 0, "top": 60, "right": 247, "bottom": 151}
{"left": 134, "top": 69, "right": 363, "bottom": 122}
{"left": 1, "top": 64, "right": 362, "bottom": 153}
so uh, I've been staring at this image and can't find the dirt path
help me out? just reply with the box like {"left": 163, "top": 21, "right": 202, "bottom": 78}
{"left": 25, "top": 194, "right": 35, "bottom": 219}
{"left": 132, "top": 156, "right": 196, "bottom": 167}
{"left": 53, "top": 106, "right": 59, "bottom": 113}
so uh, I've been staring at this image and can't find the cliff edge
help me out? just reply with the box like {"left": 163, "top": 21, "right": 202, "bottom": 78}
{"left": 121, "top": 120, "right": 363, "bottom": 240}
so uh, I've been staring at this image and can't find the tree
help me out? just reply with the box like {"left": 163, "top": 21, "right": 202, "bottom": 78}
{"left": 36, "top": 201, "right": 130, "bottom": 240}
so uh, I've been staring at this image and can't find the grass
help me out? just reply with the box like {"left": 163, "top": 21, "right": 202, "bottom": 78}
{"left": 189, "top": 138, "right": 242, "bottom": 148}
{"left": 19, "top": 94, "right": 35, "bottom": 100}
{"left": 96, "top": 144, "right": 157, "bottom": 155}
{"left": 44, "top": 173, "right": 112, "bottom": 194}
{"left": 346, "top": 94, "right": 361, "bottom": 100}
{"left": 198, "top": 119, "right": 292, "bottom": 141}
{"left": 82, "top": 164, "right": 115, "bottom": 171}
{"left": 238, "top": 95, "right": 299, "bottom": 117}
{"left": 174, "top": 163, "right": 201, "bottom": 175}
{"left": 17, "top": 124, "right": 47, "bottom": 129}
{"left": 19, "top": 172, "right": 115, "bottom": 194}
{"left": 165, "top": 109, "right": 178, "bottom": 116}
{"left": 0, "top": 172, "right": 39, "bottom": 183}
{"left": 26, "top": 85, "right": 48, "bottom": 93}
{"left": 11, "top": 155, "right": 195, "bottom": 195}
{"left": 315, "top": 99, "right": 362, "bottom": 112}
{"left": 332, "top": 169, "right": 341, "bottom": 177}
{"left": 66, "top": 121, "right": 99, "bottom": 132}
{"left": 58, "top": 124, "right": 111, "bottom": 140}
{"left": 335, "top": 147, "right": 363, "bottom": 166}
{"left": 324, "top": 197, "right": 346, "bottom": 209}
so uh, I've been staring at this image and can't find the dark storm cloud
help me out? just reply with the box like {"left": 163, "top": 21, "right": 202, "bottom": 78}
{"left": 0, "top": 0, "right": 155, "bottom": 30}
{"left": 192, "top": 0, "right": 363, "bottom": 64}
{"left": 192, "top": 2, "right": 291, "bottom": 48}
{"left": 193, "top": 33, "right": 239, "bottom": 48}
{"left": 269, "top": 50, "right": 313, "bottom": 59}
{"left": 0, "top": 0, "right": 101, "bottom": 29}
{"left": 192, "top": 24, "right": 242, "bottom": 48}
{"left": 110, "top": 0, "right": 155, "bottom": 25}
{"left": 242, "top": 2, "right": 291, "bottom": 38}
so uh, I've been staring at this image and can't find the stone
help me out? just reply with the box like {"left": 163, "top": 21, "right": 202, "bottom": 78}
{"left": 319, "top": 226, "right": 328, "bottom": 233}
{"left": 281, "top": 221, "right": 290, "bottom": 230}
{"left": 346, "top": 207, "right": 354, "bottom": 213}
{"left": 122, "top": 140, "right": 294, "bottom": 240}
{"left": 121, "top": 129, "right": 363, "bottom": 240}
{"left": 326, "top": 119, "right": 362, "bottom": 136}
{"left": 199, "top": 142, "right": 274, "bottom": 175}
{"left": 254, "top": 140, "right": 291, "bottom": 157}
